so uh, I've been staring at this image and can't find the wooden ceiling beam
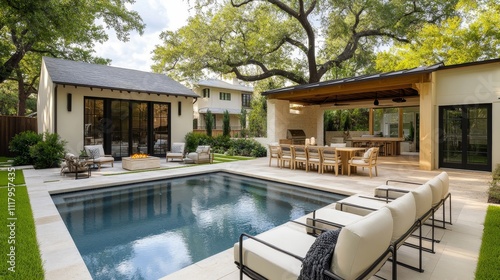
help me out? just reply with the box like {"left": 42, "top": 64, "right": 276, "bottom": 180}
{"left": 266, "top": 74, "right": 429, "bottom": 100}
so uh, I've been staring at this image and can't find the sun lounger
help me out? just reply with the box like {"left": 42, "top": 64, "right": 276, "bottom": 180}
{"left": 234, "top": 207, "right": 394, "bottom": 280}
{"left": 316, "top": 191, "right": 427, "bottom": 278}
{"left": 374, "top": 171, "right": 452, "bottom": 228}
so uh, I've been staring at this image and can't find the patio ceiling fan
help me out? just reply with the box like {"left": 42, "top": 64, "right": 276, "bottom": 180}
{"left": 392, "top": 89, "right": 407, "bottom": 103}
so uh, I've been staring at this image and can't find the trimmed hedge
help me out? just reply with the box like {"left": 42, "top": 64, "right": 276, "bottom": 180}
{"left": 184, "top": 133, "right": 266, "bottom": 157}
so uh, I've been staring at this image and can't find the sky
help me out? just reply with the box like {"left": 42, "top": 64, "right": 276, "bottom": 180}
{"left": 93, "top": 0, "right": 192, "bottom": 72}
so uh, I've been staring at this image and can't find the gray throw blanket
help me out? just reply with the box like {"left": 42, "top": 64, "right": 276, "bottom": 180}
{"left": 298, "top": 229, "right": 341, "bottom": 280}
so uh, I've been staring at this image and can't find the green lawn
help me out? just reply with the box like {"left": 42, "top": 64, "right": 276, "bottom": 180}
{"left": 0, "top": 169, "right": 44, "bottom": 279}
{"left": 476, "top": 205, "right": 500, "bottom": 279}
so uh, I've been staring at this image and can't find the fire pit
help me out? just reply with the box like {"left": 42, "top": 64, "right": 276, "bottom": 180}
{"left": 122, "top": 154, "right": 160, "bottom": 170}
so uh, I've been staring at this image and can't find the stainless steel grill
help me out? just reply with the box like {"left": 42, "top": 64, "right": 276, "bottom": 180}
{"left": 287, "top": 129, "right": 306, "bottom": 145}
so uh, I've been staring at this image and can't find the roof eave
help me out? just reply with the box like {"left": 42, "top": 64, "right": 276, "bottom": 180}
{"left": 54, "top": 81, "right": 198, "bottom": 98}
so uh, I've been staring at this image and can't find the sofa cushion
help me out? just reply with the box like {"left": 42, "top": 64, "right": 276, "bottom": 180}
{"left": 170, "top": 143, "right": 184, "bottom": 153}
{"left": 411, "top": 183, "right": 433, "bottom": 219}
{"left": 334, "top": 195, "right": 384, "bottom": 216}
{"left": 305, "top": 208, "right": 363, "bottom": 234}
{"left": 386, "top": 192, "right": 416, "bottom": 242}
{"left": 427, "top": 176, "right": 443, "bottom": 206}
{"left": 437, "top": 172, "right": 450, "bottom": 198}
{"left": 233, "top": 224, "right": 316, "bottom": 279}
{"left": 373, "top": 185, "right": 407, "bottom": 199}
{"left": 332, "top": 207, "right": 393, "bottom": 279}
{"left": 363, "top": 148, "right": 372, "bottom": 159}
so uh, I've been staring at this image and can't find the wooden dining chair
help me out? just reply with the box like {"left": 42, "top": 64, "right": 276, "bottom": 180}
{"left": 306, "top": 146, "right": 321, "bottom": 173}
{"left": 320, "top": 147, "right": 341, "bottom": 176}
{"left": 291, "top": 145, "right": 307, "bottom": 170}
{"left": 278, "top": 144, "right": 293, "bottom": 169}
{"left": 268, "top": 144, "right": 281, "bottom": 167}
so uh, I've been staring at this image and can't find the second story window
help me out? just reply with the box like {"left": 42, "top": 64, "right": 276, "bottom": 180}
{"left": 220, "top": 92, "right": 231, "bottom": 101}
{"left": 202, "top": 88, "right": 210, "bottom": 98}
{"left": 242, "top": 93, "right": 252, "bottom": 108}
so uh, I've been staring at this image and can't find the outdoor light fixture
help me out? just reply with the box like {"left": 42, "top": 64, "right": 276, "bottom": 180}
{"left": 392, "top": 90, "right": 406, "bottom": 103}
{"left": 373, "top": 93, "right": 379, "bottom": 106}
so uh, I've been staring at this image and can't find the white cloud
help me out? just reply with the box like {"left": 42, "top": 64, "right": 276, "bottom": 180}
{"left": 93, "top": 0, "right": 191, "bottom": 72}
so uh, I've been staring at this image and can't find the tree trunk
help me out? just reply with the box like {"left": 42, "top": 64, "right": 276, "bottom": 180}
{"left": 16, "top": 68, "right": 27, "bottom": 116}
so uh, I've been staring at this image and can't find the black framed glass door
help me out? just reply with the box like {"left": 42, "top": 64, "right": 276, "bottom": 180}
{"left": 439, "top": 104, "right": 492, "bottom": 171}
{"left": 84, "top": 98, "right": 170, "bottom": 159}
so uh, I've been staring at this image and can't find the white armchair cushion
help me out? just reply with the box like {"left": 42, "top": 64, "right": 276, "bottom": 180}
{"left": 171, "top": 143, "right": 185, "bottom": 153}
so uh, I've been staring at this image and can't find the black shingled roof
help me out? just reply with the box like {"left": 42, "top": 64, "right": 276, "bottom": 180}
{"left": 262, "top": 63, "right": 443, "bottom": 95}
{"left": 43, "top": 57, "right": 198, "bottom": 97}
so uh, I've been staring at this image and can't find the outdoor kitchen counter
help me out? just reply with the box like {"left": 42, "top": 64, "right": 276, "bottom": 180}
{"left": 350, "top": 137, "right": 404, "bottom": 156}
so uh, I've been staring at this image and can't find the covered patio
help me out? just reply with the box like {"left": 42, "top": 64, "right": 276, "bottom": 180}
{"left": 264, "top": 59, "right": 500, "bottom": 172}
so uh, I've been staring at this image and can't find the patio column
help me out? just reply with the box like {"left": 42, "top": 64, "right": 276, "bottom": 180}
{"left": 416, "top": 80, "right": 435, "bottom": 170}
{"left": 267, "top": 99, "right": 290, "bottom": 143}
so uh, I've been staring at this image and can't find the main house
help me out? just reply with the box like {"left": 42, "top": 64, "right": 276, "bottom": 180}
{"left": 192, "top": 79, "right": 253, "bottom": 136}
{"left": 37, "top": 57, "right": 198, "bottom": 159}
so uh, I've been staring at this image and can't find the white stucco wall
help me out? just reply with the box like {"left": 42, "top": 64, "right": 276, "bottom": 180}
{"left": 53, "top": 86, "right": 194, "bottom": 155}
{"left": 194, "top": 87, "right": 249, "bottom": 112}
{"left": 435, "top": 62, "right": 500, "bottom": 171}
{"left": 37, "top": 61, "right": 55, "bottom": 134}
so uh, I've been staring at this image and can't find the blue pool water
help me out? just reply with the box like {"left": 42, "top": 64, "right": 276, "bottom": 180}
{"left": 52, "top": 172, "right": 345, "bottom": 280}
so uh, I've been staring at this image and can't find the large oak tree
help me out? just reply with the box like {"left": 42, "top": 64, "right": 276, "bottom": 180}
{"left": 152, "top": 0, "right": 459, "bottom": 85}
{"left": 376, "top": 0, "right": 500, "bottom": 71}
{"left": 0, "top": 0, "right": 145, "bottom": 115}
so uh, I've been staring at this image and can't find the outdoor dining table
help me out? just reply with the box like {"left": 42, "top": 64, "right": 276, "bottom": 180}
{"left": 335, "top": 147, "right": 366, "bottom": 175}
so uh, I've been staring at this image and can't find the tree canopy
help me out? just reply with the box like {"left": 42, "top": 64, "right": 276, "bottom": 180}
{"left": 375, "top": 0, "right": 500, "bottom": 71}
{"left": 0, "top": 0, "right": 145, "bottom": 115}
{"left": 152, "top": 0, "right": 459, "bottom": 85}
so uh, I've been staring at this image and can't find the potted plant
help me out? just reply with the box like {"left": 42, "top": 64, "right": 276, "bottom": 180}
{"left": 403, "top": 122, "right": 416, "bottom": 152}
{"left": 79, "top": 149, "right": 89, "bottom": 159}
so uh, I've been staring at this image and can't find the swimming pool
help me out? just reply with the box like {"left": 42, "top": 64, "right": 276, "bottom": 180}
{"left": 52, "top": 172, "right": 345, "bottom": 279}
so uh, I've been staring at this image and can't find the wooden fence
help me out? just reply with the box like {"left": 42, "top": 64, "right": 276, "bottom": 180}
{"left": 0, "top": 116, "right": 37, "bottom": 157}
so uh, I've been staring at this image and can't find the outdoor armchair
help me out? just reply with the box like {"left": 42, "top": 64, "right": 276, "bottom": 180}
{"left": 348, "top": 147, "right": 379, "bottom": 178}
{"left": 61, "top": 153, "right": 91, "bottom": 179}
{"left": 166, "top": 142, "right": 185, "bottom": 162}
{"left": 84, "top": 144, "right": 114, "bottom": 170}
{"left": 186, "top": 145, "right": 211, "bottom": 164}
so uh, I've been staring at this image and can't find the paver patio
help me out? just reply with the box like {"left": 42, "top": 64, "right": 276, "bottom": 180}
{"left": 23, "top": 155, "right": 491, "bottom": 279}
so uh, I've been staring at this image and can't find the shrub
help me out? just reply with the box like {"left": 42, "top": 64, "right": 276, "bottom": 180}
{"left": 184, "top": 133, "right": 266, "bottom": 157}
{"left": 205, "top": 110, "right": 213, "bottom": 137}
{"left": 211, "top": 135, "right": 231, "bottom": 154}
{"left": 8, "top": 131, "right": 43, "bottom": 166}
{"left": 231, "top": 138, "right": 266, "bottom": 157}
{"left": 222, "top": 110, "right": 231, "bottom": 137}
{"left": 185, "top": 132, "right": 211, "bottom": 153}
{"left": 488, "top": 164, "right": 500, "bottom": 203}
{"left": 29, "top": 132, "right": 67, "bottom": 169}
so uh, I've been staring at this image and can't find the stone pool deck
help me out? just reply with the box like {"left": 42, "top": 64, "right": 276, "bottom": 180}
{"left": 23, "top": 155, "right": 492, "bottom": 279}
